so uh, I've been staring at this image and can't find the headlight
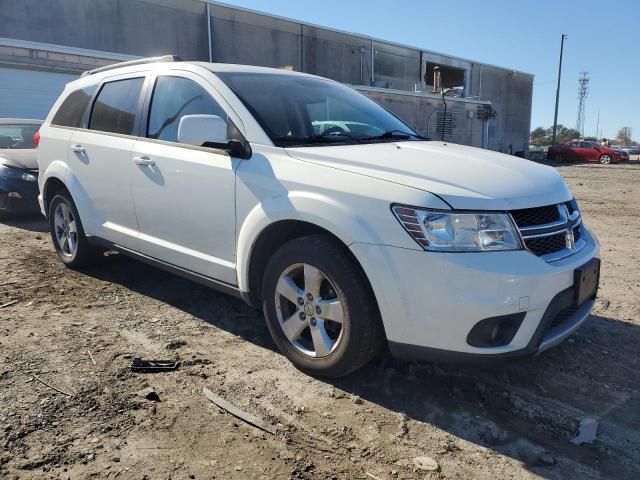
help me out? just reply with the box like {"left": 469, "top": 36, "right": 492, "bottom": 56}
{"left": 0, "top": 164, "right": 37, "bottom": 182}
{"left": 392, "top": 205, "right": 522, "bottom": 252}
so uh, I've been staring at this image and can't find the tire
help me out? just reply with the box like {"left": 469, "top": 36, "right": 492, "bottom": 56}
{"left": 554, "top": 154, "right": 564, "bottom": 163}
{"left": 599, "top": 154, "right": 611, "bottom": 165}
{"left": 262, "top": 234, "right": 385, "bottom": 378}
{"left": 48, "top": 191, "right": 103, "bottom": 268}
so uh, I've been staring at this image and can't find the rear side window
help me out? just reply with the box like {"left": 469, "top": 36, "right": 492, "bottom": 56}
{"left": 89, "top": 78, "right": 144, "bottom": 135}
{"left": 51, "top": 86, "right": 97, "bottom": 128}
{"left": 147, "top": 76, "right": 228, "bottom": 143}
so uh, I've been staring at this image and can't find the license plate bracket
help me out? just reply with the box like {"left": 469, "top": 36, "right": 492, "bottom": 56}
{"left": 574, "top": 258, "right": 600, "bottom": 306}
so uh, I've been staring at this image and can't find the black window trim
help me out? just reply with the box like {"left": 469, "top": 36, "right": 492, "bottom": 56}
{"left": 50, "top": 84, "right": 99, "bottom": 129}
{"left": 86, "top": 74, "right": 149, "bottom": 137}
{"left": 141, "top": 72, "right": 248, "bottom": 151}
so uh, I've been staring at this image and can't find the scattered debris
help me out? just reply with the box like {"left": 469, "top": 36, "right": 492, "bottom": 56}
{"left": 571, "top": 417, "right": 598, "bottom": 445}
{"left": 0, "top": 300, "right": 18, "bottom": 309}
{"left": 31, "top": 373, "right": 73, "bottom": 397}
{"left": 87, "top": 349, "right": 97, "bottom": 365}
{"left": 203, "top": 387, "right": 277, "bottom": 435}
{"left": 602, "top": 299, "right": 610, "bottom": 310}
{"left": 366, "top": 472, "right": 385, "bottom": 480}
{"left": 165, "top": 339, "right": 187, "bottom": 350}
{"left": 131, "top": 358, "right": 180, "bottom": 373}
{"left": 539, "top": 454, "right": 557, "bottom": 466}
{"left": 413, "top": 456, "right": 439, "bottom": 472}
{"left": 137, "top": 387, "right": 160, "bottom": 402}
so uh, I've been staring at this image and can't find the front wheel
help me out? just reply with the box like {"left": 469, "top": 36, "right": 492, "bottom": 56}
{"left": 599, "top": 154, "right": 612, "bottom": 165}
{"left": 48, "top": 192, "right": 103, "bottom": 268}
{"left": 262, "top": 235, "right": 385, "bottom": 378}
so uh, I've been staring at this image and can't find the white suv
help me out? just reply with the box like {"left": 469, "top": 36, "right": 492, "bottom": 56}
{"left": 37, "top": 56, "right": 600, "bottom": 377}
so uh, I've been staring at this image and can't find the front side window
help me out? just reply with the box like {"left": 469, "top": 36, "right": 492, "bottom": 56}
{"left": 147, "top": 76, "right": 229, "bottom": 143}
{"left": 52, "top": 86, "right": 97, "bottom": 128}
{"left": 89, "top": 78, "right": 144, "bottom": 135}
{"left": 0, "top": 123, "right": 42, "bottom": 149}
{"left": 215, "top": 72, "right": 420, "bottom": 147}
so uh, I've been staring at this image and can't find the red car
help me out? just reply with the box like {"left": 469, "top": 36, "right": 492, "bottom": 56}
{"left": 547, "top": 140, "right": 629, "bottom": 164}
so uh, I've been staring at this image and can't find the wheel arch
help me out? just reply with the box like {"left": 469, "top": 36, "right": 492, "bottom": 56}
{"left": 242, "top": 219, "right": 380, "bottom": 315}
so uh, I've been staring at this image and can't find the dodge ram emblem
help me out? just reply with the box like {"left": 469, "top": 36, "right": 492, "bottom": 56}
{"left": 565, "top": 230, "right": 576, "bottom": 249}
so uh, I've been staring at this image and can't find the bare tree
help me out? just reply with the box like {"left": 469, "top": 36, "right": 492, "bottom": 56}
{"left": 616, "top": 127, "right": 633, "bottom": 146}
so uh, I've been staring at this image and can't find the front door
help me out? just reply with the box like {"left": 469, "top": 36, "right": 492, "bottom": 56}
{"left": 130, "top": 73, "right": 240, "bottom": 285}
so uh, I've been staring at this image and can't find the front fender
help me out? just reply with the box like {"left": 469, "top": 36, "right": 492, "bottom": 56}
{"left": 236, "top": 190, "right": 386, "bottom": 292}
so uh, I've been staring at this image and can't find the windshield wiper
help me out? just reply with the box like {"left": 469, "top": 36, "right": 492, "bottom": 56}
{"left": 274, "top": 130, "right": 360, "bottom": 146}
{"left": 359, "top": 130, "right": 428, "bottom": 142}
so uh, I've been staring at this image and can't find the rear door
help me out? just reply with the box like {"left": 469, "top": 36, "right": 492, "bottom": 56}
{"left": 68, "top": 75, "right": 146, "bottom": 248}
{"left": 564, "top": 142, "right": 581, "bottom": 161}
{"left": 130, "top": 72, "right": 241, "bottom": 285}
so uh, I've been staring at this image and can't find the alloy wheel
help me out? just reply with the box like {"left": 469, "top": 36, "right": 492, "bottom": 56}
{"left": 53, "top": 202, "right": 78, "bottom": 258}
{"left": 600, "top": 155, "right": 611, "bottom": 165}
{"left": 274, "top": 263, "right": 345, "bottom": 358}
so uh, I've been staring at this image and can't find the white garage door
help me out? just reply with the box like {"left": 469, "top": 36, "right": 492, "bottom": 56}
{"left": 0, "top": 67, "right": 78, "bottom": 120}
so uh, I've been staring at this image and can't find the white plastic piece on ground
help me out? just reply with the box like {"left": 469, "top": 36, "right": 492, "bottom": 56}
{"left": 570, "top": 417, "right": 598, "bottom": 445}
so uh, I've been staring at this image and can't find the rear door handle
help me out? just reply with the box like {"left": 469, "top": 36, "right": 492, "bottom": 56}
{"left": 70, "top": 144, "right": 85, "bottom": 154}
{"left": 134, "top": 156, "right": 155, "bottom": 167}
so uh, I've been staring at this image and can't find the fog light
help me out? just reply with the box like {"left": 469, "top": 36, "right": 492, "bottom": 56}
{"left": 467, "top": 313, "right": 526, "bottom": 347}
{"left": 8, "top": 192, "right": 22, "bottom": 199}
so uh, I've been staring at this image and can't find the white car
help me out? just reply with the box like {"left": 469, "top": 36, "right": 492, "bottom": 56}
{"left": 37, "top": 57, "right": 600, "bottom": 377}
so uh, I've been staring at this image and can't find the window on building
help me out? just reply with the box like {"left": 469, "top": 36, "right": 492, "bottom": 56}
{"left": 425, "top": 62, "right": 466, "bottom": 97}
{"left": 89, "top": 78, "right": 144, "bottom": 135}
{"left": 51, "top": 86, "right": 97, "bottom": 128}
{"left": 147, "top": 76, "right": 229, "bottom": 143}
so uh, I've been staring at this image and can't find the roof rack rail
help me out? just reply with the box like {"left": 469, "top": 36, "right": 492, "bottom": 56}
{"left": 81, "top": 55, "right": 182, "bottom": 77}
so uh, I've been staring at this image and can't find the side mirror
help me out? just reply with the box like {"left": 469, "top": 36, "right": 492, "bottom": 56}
{"left": 177, "top": 114, "right": 252, "bottom": 159}
{"left": 178, "top": 114, "right": 228, "bottom": 147}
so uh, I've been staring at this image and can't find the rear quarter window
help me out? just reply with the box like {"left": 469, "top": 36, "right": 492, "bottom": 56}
{"left": 89, "top": 78, "right": 145, "bottom": 136}
{"left": 51, "top": 86, "right": 97, "bottom": 128}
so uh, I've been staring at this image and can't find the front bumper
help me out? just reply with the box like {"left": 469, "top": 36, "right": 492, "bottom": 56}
{"left": 0, "top": 176, "right": 40, "bottom": 214}
{"left": 350, "top": 225, "right": 599, "bottom": 362}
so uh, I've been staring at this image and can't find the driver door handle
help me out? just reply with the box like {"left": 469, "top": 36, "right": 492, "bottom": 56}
{"left": 70, "top": 144, "right": 85, "bottom": 154}
{"left": 134, "top": 156, "right": 155, "bottom": 167}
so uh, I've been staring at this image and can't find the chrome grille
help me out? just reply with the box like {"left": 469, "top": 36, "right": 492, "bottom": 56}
{"left": 510, "top": 202, "right": 584, "bottom": 261}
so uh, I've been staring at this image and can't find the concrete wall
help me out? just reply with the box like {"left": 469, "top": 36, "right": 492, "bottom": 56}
{"left": 0, "top": 0, "right": 208, "bottom": 60}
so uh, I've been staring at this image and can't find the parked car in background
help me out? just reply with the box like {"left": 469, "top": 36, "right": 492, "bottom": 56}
{"left": 0, "top": 119, "right": 42, "bottom": 217}
{"left": 37, "top": 58, "right": 600, "bottom": 377}
{"left": 616, "top": 145, "right": 640, "bottom": 155}
{"left": 547, "top": 140, "right": 629, "bottom": 164}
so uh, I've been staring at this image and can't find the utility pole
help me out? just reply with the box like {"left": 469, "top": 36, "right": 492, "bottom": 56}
{"left": 595, "top": 109, "right": 600, "bottom": 140}
{"left": 551, "top": 34, "right": 567, "bottom": 145}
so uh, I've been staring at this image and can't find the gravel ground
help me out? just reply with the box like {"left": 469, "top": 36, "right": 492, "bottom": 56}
{"left": 1, "top": 162, "right": 639, "bottom": 480}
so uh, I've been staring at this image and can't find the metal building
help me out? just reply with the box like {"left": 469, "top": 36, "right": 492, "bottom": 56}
{"left": 0, "top": 0, "right": 534, "bottom": 153}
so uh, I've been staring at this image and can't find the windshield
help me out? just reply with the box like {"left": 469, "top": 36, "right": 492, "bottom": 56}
{"left": 0, "top": 123, "right": 41, "bottom": 149}
{"left": 215, "top": 72, "right": 421, "bottom": 147}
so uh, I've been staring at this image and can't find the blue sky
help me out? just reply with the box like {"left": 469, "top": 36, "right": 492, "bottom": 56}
{"left": 217, "top": 0, "right": 639, "bottom": 141}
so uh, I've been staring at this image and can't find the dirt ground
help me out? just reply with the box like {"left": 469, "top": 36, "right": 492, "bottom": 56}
{"left": 1, "top": 162, "right": 639, "bottom": 480}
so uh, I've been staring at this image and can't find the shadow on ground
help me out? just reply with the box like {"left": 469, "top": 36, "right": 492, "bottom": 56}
{"left": 0, "top": 213, "right": 48, "bottom": 233}
{"left": 81, "top": 253, "right": 640, "bottom": 480}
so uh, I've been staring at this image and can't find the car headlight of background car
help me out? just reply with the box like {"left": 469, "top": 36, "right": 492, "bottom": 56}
{"left": 392, "top": 205, "right": 522, "bottom": 252}
{"left": 0, "top": 164, "right": 38, "bottom": 182}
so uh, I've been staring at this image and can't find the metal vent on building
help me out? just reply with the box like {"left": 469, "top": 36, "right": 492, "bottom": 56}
{"left": 435, "top": 111, "right": 456, "bottom": 137}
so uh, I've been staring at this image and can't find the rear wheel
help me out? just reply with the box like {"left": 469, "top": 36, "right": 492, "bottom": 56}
{"left": 599, "top": 154, "right": 612, "bottom": 165}
{"left": 48, "top": 192, "right": 103, "bottom": 268}
{"left": 554, "top": 154, "right": 564, "bottom": 163}
{"left": 262, "top": 235, "right": 385, "bottom": 378}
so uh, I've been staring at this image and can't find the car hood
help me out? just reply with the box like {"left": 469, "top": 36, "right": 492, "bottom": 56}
{"left": 286, "top": 141, "right": 572, "bottom": 210}
{"left": 0, "top": 149, "right": 38, "bottom": 170}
